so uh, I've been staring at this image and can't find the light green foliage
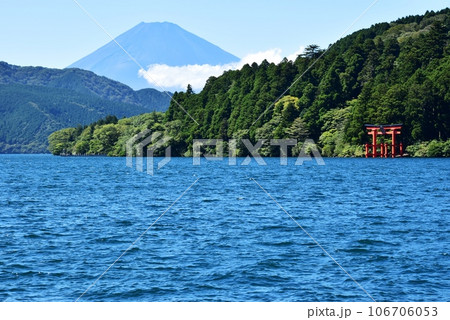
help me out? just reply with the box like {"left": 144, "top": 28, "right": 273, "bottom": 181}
{"left": 319, "top": 107, "right": 352, "bottom": 156}
{"left": 48, "top": 113, "right": 165, "bottom": 156}
{"left": 48, "top": 128, "right": 77, "bottom": 155}
{"left": 285, "top": 117, "right": 309, "bottom": 141}
{"left": 406, "top": 139, "right": 450, "bottom": 157}
{"left": 89, "top": 124, "right": 121, "bottom": 155}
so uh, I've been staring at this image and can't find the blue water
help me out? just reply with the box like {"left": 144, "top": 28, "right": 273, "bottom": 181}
{"left": 0, "top": 155, "right": 448, "bottom": 301}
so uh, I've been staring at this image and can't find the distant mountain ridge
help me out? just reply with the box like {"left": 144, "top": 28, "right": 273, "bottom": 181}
{"left": 0, "top": 61, "right": 171, "bottom": 110}
{"left": 0, "top": 61, "right": 172, "bottom": 153}
{"left": 68, "top": 21, "right": 240, "bottom": 90}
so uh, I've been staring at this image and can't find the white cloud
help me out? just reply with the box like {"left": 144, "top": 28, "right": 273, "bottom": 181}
{"left": 287, "top": 46, "right": 306, "bottom": 62}
{"left": 239, "top": 48, "right": 283, "bottom": 65}
{"left": 138, "top": 46, "right": 305, "bottom": 92}
{"left": 138, "top": 64, "right": 228, "bottom": 92}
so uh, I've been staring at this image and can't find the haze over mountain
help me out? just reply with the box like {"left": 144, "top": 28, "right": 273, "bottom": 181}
{"left": 69, "top": 22, "right": 240, "bottom": 91}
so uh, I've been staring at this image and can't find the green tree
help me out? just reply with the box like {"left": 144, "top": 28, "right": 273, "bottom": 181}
{"left": 89, "top": 124, "right": 120, "bottom": 155}
{"left": 48, "top": 128, "right": 77, "bottom": 155}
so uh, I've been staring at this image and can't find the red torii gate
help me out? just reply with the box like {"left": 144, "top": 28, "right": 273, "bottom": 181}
{"left": 364, "top": 124, "right": 404, "bottom": 158}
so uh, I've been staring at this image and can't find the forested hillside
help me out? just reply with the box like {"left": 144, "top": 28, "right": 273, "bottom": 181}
{"left": 49, "top": 9, "right": 450, "bottom": 157}
{"left": 0, "top": 63, "right": 172, "bottom": 153}
{"left": 0, "top": 84, "right": 153, "bottom": 153}
{"left": 0, "top": 62, "right": 172, "bottom": 111}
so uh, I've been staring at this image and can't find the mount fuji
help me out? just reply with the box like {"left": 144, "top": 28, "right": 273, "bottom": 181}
{"left": 68, "top": 22, "right": 240, "bottom": 90}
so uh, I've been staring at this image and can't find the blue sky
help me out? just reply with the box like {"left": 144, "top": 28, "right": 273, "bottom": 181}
{"left": 0, "top": 0, "right": 448, "bottom": 69}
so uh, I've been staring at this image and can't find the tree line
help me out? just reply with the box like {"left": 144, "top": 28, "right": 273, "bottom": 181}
{"left": 49, "top": 8, "right": 450, "bottom": 157}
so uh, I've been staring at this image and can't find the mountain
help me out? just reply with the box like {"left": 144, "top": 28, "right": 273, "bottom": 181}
{"left": 0, "top": 62, "right": 171, "bottom": 110}
{"left": 68, "top": 22, "right": 240, "bottom": 90}
{"left": 50, "top": 8, "right": 450, "bottom": 158}
{"left": 0, "top": 62, "right": 172, "bottom": 153}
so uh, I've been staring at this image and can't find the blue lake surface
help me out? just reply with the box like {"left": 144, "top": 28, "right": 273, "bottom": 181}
{"left": 0, "top": 154, "right": 449, "bottom": 301}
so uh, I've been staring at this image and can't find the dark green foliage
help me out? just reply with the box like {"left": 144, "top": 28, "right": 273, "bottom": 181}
{"left": 50, "top": 8, "right": 450, "bottom": 157}
{"left": 163, "top": 8, "right": 449, "bottom": 156}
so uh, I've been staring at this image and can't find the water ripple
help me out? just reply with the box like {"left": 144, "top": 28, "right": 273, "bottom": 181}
{"left": 0, "top": 155, "right": 448, "bottom": 301}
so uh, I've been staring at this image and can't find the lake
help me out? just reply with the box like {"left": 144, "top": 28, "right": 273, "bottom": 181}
{"left": 0, "top": 155, "right": 448, "bottom": 301}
